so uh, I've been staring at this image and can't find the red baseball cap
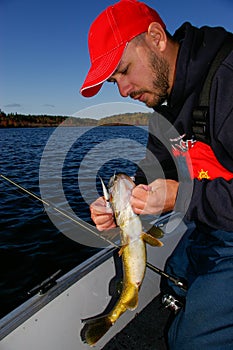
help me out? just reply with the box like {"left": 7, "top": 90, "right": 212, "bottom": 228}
{"left": 80, "top": 0, "right": 166, "bottom": 97}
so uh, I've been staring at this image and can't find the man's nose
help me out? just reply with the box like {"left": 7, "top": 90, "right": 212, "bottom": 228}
{"left": 116, "top": 78, "right": 132, "bottom": 98}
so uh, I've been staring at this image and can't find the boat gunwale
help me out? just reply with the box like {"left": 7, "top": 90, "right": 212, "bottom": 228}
{"left": 0, "top": 211, "right": 183, "bottom": 342}
{"left": 0, "top": 246, "right": 115, "bottom": 340}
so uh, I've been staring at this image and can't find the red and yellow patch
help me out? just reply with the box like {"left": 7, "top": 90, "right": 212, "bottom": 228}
{"left": 185, "top": 142, "right": 233, "bottom": 181}
{"left": 197, "top": 169, "right": 211, "bottom": 180}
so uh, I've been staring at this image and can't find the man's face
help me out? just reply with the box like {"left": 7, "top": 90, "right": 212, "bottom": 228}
{"left": 108, "top": 38, "right": 170, "bottom": 108}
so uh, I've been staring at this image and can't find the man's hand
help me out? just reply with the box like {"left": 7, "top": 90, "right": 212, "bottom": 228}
{"left": 130, "top": 179, "right": 179, "bottom": 215}
{"left": 90, "top": 196, "right": 116, "bottom": 231}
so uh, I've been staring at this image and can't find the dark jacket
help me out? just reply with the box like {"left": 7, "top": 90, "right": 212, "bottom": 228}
{"left": 135, "top": 22, "right": 233, "bottom": 232}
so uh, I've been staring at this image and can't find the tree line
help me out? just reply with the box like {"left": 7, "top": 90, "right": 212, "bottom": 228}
{"left": 0, "top": 110, "right": 151, "bottom": 128}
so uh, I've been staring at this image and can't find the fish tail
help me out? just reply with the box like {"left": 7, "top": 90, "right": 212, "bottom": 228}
{"left": 80, "top": 315, "right": 113, "bottom": 346}
{"left": 81, "top": 283, "right": 138, "bottom": 345}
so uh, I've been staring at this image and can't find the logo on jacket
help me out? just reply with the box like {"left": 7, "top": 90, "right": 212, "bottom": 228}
{"left": 170, "top": 134, "right": 196, "bottom": 156}
{"left": 198, "top": 169, "right": 211, "bottom": 180}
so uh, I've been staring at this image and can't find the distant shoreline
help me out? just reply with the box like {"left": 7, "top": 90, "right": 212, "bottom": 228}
{"left": 0, "top": 111, "right": 151, "bottom": 128}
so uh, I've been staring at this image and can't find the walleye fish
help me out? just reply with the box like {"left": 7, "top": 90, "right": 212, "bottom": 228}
{"left": 81, "top": 173, "right": 163, "bottom": 346}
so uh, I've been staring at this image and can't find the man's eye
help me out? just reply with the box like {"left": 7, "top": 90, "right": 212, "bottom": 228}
{"left": 121, "top": 67, "right": 128, "bottom": 75}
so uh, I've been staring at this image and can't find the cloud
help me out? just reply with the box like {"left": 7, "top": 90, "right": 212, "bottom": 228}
{"left": 43, "top": 104, "right": 55, "bottom": 108}
{"left": 4, "top": 103, "right": 22, "bottom": 108}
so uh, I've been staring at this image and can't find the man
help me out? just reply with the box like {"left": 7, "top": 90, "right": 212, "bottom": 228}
{"left": 80, "top": 1, "right": 233, "bottom": 348}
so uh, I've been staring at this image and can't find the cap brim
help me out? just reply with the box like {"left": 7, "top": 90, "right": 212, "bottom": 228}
{"left": 80, "top": 43, "right": 126, "bottom": 97}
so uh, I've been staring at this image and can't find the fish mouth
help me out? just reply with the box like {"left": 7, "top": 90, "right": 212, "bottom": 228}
{"left": 108, "top": 173, "right": 135, "bottom": 190}
{"left": 108, "top": 173, "right": 136, "bottom": 211}
{"left": 108, "top": 173, "right": 117, "bottom": 189}
{"left": 111, "top": 172, "right": 134, "bottom": 182}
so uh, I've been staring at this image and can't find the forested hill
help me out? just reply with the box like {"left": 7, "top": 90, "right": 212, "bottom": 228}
{"left": 0, "top": 111, "right": 151, "bottom": 128}
{"left": 98, "top": 112, "right": 150, "bottom": 126}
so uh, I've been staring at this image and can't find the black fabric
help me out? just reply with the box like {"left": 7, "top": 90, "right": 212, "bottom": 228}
{"left": 192, "top": 33, "right": 233, "bottom": 143}
{"left": 135, "top": 23, "right": 233, "bottom": 231}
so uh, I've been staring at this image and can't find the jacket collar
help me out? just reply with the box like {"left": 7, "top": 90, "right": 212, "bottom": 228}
{"left": 168, "top": 22, "right": 229, "bottom": 109}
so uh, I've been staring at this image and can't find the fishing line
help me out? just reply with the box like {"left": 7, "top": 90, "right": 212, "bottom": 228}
{"left": 0, "top": 173, "right": 117, "bottom": 249}
{"left": 0, "top": 173, "right": 187, "bottom": 290}
{"left": 1, "top": 174, "right": 49, "bottom": 206}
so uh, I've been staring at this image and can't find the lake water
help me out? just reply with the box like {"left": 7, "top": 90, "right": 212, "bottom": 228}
{"left": 0, "top": 125, "right": 148, "bottom": 318}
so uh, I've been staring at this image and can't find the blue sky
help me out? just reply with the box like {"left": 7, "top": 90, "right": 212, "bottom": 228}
{"left": 1, "top": 0, "right": 233, "bottom": 118}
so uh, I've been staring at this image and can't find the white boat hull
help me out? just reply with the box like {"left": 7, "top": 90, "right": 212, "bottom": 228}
{"left": 0, "top": 213, "right": 186, "bottom": 349}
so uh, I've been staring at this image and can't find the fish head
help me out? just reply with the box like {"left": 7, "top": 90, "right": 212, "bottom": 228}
{"left": 108, "top": 173, "right": 135, "bottom": 215}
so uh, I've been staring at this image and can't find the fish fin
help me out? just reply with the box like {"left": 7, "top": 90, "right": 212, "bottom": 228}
{"left": 81, "top": 315, "right": 112, "bottom": 346}
{"left": 118, "top": 244, "right": 128, "bottom": 257}
{"left": 141, "top": 232, "right": 163, "bottom": 247}
{"left": 147, "top": 225, "right": 164, "bottom": 239}
{"left": 80, "top": 284, "right": 138, "bottom": 345}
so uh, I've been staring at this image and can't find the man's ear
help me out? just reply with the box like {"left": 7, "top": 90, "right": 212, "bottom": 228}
{"left": 147, "top": 22, "right": 167, "bottom": 52}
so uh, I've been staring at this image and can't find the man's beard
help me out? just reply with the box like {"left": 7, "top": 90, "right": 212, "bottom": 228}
{"left": 148, "top": 51, "right": 170, "bottom": 107}
{"left": 130, "top": 51, "right": 170, "bottom": 108}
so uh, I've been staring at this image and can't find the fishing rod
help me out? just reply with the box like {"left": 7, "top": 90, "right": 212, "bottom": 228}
{"left": 0, "top": 173, "right": 117, "bottom": 248}
{"left": 0, "top": 173, "right": 187, "bottom": 291}
{"left": 146, "top": 262, "right": 187, "bottom": 291}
